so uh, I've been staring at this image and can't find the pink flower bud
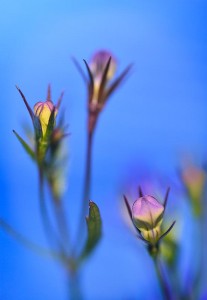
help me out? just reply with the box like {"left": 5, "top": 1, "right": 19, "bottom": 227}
{"left": 90, "top": 50, "right": 116, "bottom": 81}
{"left": 132, "top": 195, "right": 164, "bottom": 243}
{"left": 34, "top": 100, "right": 57, "bottom": 137}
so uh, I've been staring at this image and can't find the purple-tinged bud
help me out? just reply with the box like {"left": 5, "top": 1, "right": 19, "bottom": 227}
{"left": 90, "top": 50, "right": 116, "bottom": 81}
{"left": 89, "top": 50, "right": 117, "bottom": 107}
{"left": 132, "top": 195, "right": 164, "bottom": 244}
{"left": 34, "top": 100, "right": 57, "bottom": 137}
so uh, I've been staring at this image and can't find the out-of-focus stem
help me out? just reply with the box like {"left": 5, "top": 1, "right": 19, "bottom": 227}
{"left": 38, "top": 167, "right": 65, "bottom": 253}
{"left": 52, "top": 200, "right": 70, "bottom": 254}
{"left": 153, "top": 257, "right": 174, "bottom": 300}
{"left": 67, "top": 268, "right": 82, "bottom": 300}
{"left": 74, "top": 131, "right": 94, "bottom": 253}
{"left": 0, "top": 218, "right": 62, "bottom": 260}
{"left": 83, "top": 131, "right": 93, "bottom": 209}
{"left": 189, "top": 213, "right": 206, "bottom": 299}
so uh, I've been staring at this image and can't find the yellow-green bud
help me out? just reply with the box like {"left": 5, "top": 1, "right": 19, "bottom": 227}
{"left": 34, "top": 100, "right": 57, "bottom": 137}
{"left": 89, "top": 50, "right": 116, "bottom": 105}
{"left": 132, "top": 195, "right": 164, "bottom": 244}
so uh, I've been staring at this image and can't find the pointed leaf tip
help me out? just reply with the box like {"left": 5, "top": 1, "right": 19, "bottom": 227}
{"left": 16, "top": 86, "right": 34, "bottom": 121}
{"left": 123, "top": 195, "right": 132, "bottom": 221}
{"left": 164, "top": 187, "right": 170, "bottom": 209}
{"left": 159, "top": 221, "right": 176, "bottom": 241}
{"left": 105, "top": 63, "right": 132, "bottom": 100}
{"left": 47, "top": 84, "right": 52, "bottom": 102}
{"left": 138, "top": 186, "right": 144, "bottom": 197}
{"left": 79, "top": 201, "right": 102, "bottom": 262}
{"left": 72, "top": 56, "right": 88, "bottom": 83}
{"left": 13, "top": 130, "right": 35, "bottom": 160}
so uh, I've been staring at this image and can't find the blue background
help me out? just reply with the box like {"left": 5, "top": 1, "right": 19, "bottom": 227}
{"left": 0, "top": 0, "right": 207, "bottom": 299}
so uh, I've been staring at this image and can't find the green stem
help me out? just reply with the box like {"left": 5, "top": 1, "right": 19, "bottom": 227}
{"left": 38, "top": 167, "right": 65, "bottom": 253}
{"left": 68, "top": 268, "right": 82, "bottom": 300}
{"left": 73, "top": 131, "right": 94, "bottom": 253}
{"left": 83, "top": 131, "right": 93, "bottom": 207}
{"left": 153, "top": 257, "right": 174, "bottom": 300}
{"left": 52, "top": 200, "right": 70, "bottom": 253}
{"left": 0, "top": 218, "right": 62, "bottom": 260}
{"left": 189, "top": 214, "right": 206, "bottom": 299}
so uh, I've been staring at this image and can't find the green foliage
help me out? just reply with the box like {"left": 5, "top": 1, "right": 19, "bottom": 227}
{"left": 79, "top": 201, "right": 102, "bottom": 262}
{"left": 13, "top": 130, "right": 35, "bottom": 160}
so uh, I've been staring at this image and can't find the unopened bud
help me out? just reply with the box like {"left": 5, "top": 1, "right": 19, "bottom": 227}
{"left": 34, "top": 100, "right": 57, "bottom": 137}
{"left": 90, "top": 50, "right": 116, "bottom": 81}
{"left": 132, "top": 195, "right": 164, "bottom": 244}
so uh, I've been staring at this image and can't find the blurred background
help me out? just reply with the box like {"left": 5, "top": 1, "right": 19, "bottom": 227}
{"left": 0, "top": 0, "right": 207, "bottom": 299}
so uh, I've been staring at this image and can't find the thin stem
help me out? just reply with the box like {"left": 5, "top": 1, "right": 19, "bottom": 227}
{"left": 73, "top": 131, "right": 94, "bottom": 253}
{"left": 0, "top": 218, "right": 62, "bottom": 260}
{"left": 52, "top": 200, "right": 70, "bottom": 254}
{"left": 38, "top": 167, "right": 65, "bottom": 254}
{"left": 83, "top": 131, "right": 93, "bottom": 207}
{"left": 67, "top": 268, "right": 82, "bottom": 300}
{"left": 189, "top": 214, "right": 206, "bottom": 299}
{"left": 153, "top": 257, "right": 174, "bottom": 300}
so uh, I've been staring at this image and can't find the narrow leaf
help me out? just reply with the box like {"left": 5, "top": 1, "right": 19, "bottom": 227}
{"left": 56, "top": 91, "right": 64, "bottom": 109}
{"left": 105, "top": 64, "right": 133, "bottom": 100}
{"left": 72, "top": 57, "right": 88, "bottom": 83}
{"left": 16, "top": 85, "right": 34, "bottom": 121}
{"left": 123, "top": 195, "right": 142, "bottom": 235}
{"left": 46, "top": 84, "right": 52, "bottom": 101}
{"left": 163, "top": 187, "right": 170, "bottom": 210}
{"left": 83, "top": 59, "right": 94, "bottom": 101}
{"left": 13, "top": 130, "right": 35, "bottom": 160}
{"left": 138, "top": 186, "right": 144, "bottom": 197}
{"left": 123, "top": 194, "right": 132, "bottom": 220}
{"left": 98, "top": 57, "right": 111, "bottom": 103}
{"left": 79, "top": 201, "right": 102, "bottom": 261}
{"left": 159, "top": 221, "right": 176, "bottom": 241}
{"left": 44, "top": 107, "right": 56, "bottom": 141}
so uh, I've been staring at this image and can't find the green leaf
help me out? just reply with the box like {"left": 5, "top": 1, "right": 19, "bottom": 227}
{"left": 98, "top": 56, "right": 112, "bottom": 104}
{"left": 72, "top": 57, "right": 88, "bottom": 83}
{"left": 83, "top": 59, "right": 94, "bottom": 101}
{"left": 33, "top": 116, "right": 43, "bottom": 140}
{"left": 79, "top": 201, "right": 102, "bottom": 262}
{"left": 44, "top": 107, "right": 56, "bottom": 141}
{"left": 16, "top": 85, "right": 35, "bottom": 121}
{"left": 13, "top": 130, "right": 36, "bottom": 160}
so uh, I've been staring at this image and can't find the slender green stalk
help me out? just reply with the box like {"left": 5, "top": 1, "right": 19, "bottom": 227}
{"left": 153, "top": 257, "right": 174, "bottom": 300}
{"left": 74, "top": 131, "right": 94, "bottom": 252}
{"left": 38, "top": 167, "right": 65, "bottom": 254}
{"left": 68, "top": 268, "right": 82, "bottom": 300}
{"left": 52, "top": 200, "right": 70, "bottom": 254}
{"left": 0, "top": 218, "right": 62, "bottom": 260}
{"left": 82, "top": 131, "right": 93, "bottom": 208}
{"left": 189, "top": 213, "right": 206, "bottom": 299}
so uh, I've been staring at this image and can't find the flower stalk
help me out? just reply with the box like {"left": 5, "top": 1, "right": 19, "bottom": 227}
{"left": 153, "top": 256, "right": 174, "bottom": 300}
{"left": 73, "top": 50, "right": 132, "bottom": 252}
{"left": 124, "top": 187, "right": 176, "bottom": 300}
{"left": 14, "top": 80, "right": 103, "bottom": 299}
